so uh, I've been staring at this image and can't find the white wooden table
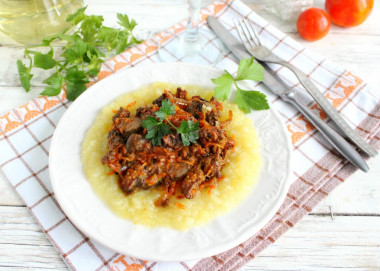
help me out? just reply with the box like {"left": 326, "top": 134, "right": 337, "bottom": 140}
{"left": 1, "top": 0, "right": 379, "bottom": 270}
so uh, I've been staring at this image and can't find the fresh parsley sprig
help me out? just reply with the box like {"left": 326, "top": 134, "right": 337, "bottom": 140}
{"left": 17, "top": 6, "right": 141, "bottom": 101}
{"left": 142, "top": 100, "right": 200, "bottom": 146}
{"left": 212, "top": 57, "right": 269, "bottom": 112}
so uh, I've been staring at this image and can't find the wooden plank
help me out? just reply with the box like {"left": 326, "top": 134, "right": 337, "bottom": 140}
{"left": 0, "top": 172, "right": 23, "bottom": 206}
{"left": 1, "top": 206, "right": 379, "bottom": 270}
{"left": 0, "top": 206, "right": 67, "bottom": 270}
{"left": 243, "top": 215, "right": 380, "bottom": 270}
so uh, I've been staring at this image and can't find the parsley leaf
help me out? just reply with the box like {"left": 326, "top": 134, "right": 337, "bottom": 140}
{"left": 212, "top": 57, "right": 268, "bottom": 113}
{"left": 142, "top": 116, "right": 160, "bottom": 128}
{"left": 41, "top": 33, "right": 61, "bottom": 46}
{"left": 211, "top": 72, "right": 234, "bottom": 101}
{"left": 117, "top": 13, "right": 137, "bottom": 32}
{"left": 235, "top": 57, "right": 264, "bottom": 81}
{"left": 62, "top": 36, "right": 87, "bottom": 63}
{"left": 80, "top": 15, "right": 103, "bottom": 42}
{"left": 66, "top": 6, "right": 87, "bottom": 25}
{"left": 40, "top": 72, "right": 63, "bottom": 96}
{"left": 17, "top": 60, "right": 33, "bottom": 92}
{"left": 155, "top": 99, "right": 175, "bottom": 121}
{"left": 142, "top": 100, "right": 200, "bottom": 146}
{"left": 143, "top": 118, "right": 171, "bottom": 146}
{"left": 64, "top": 67, "right": 89, "bottom": 100}
{"left": 177, "top": 120, "right": 200, "bottom": 146}
{"left": 235, "top": 88, "right": 269, "bottom": 112}
{"left": 33, "top": 49, "right": 56, "bottom": 70}
{"left": 17, "top": 6, "right": 141, "bottom": 100}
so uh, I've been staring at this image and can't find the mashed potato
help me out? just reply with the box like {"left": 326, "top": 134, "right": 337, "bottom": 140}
{"left": 81, "top": 82, "right": 261, "bottom": 230}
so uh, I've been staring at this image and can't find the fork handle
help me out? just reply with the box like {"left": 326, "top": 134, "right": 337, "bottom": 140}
{"left": 279, "top": 61, "right": 377, "bottom": 157}
{"left": 284, "top": 92, "right": 369, "bottom": 172}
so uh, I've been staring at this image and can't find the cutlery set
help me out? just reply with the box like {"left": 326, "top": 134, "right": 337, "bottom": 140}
{"left": 207, "top": 16, "right": 377, "bottom": 172}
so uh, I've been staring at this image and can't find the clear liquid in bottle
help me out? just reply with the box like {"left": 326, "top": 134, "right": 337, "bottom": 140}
{"left": 0, "top": 0, "right": 84, "bottom": 44}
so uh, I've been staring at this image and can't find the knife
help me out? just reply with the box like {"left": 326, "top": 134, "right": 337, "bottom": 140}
{"left": 207, "top": 16, "right": 369, "bottom": 172}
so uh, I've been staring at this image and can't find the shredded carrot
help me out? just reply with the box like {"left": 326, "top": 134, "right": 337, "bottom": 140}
{"left": 112, "top": 109, "right": 119, "bottom": 114}
{"left": 175, "top": 202, "right": 186, "bottom": 209}
{"left": 126, "top": 101, "right": 137, "bottom": 109}
{"left": 107, "top": 170, "right": 115, "bottom": 176}
{"left": 217, "top": 176, "right": 225, "bottom": 182}
{"left": 208, "top": 185, "right": 216, "bottom": 194}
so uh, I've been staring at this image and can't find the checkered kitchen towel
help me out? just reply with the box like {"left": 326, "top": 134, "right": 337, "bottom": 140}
{"left": 1, "top": 0, "right": 380, "bottom": 270}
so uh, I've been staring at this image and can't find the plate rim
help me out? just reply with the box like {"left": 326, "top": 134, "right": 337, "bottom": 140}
{"left": 49, "top": 62, "right": 293, "bottom": 261}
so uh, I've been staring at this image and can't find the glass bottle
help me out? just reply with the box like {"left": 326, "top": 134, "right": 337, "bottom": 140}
{"left": 266, "top": 0, "right": 314, "bottom": 21}
{"left": 0, "top": 0, "right": 84, "bottom": 45}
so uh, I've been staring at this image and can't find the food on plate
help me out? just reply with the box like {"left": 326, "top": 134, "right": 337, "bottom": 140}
{"left": 101, "top": 88, "right": 235, "bottom": 207}
{"left": 297, "top": 8, "right": 331, "bottom": 41}
{"left": 325, "top": 0, "right": 374, "bottom": 27}
{"left": 81, "top": 82, "right": 261, "bottom": 230}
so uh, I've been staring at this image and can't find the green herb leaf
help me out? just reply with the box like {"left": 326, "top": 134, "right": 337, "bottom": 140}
{"left": 40, "top": 72, "right": 63, "bottom": 96}
{"left": 115, "top": 36, "right": 128, "bottom": 54}
{"left": 235, "top": 88, "right": 269, "bottom": 112}
{"left": 33, "top": 49, "right": 56, "bottom": 70}
{"left": 17, "top": 60, "right": 33, "bottom": 92}
{"left": 62, "top": 36, "right": 87, "bottom": 63}
{"left": 211, "top": 57, "right": 268, "bottom": 113}
{"left": 143, "top": 116, "right": 171, "bottom": 146}
{"left": 86, "top": 55, "right": 103, "bottom": 76}
{"left": 177, "top": 120, "right": 200, "bottom": 146}
{"left": 142, "top": 100, "right": 199, "bottom": 146}
{"left": 117, "top": 13, "right": 137, "bottom": 32}
{"left": 235, "top": 57, "right": 264, "bottom": 82}
{"left": 16, "top": 7, "right": 140, "bottom": 101}
{"left": 97, "top": 26, "right": 119, "bottom": 49}
{"left": 80, "top": 15, "right": 103, "bottom": 42}
{"left": 64, "top": 67, "right": 89, "bottom": 100}
{"left": 142, "top": 116, "right": 160, "bottom": 129}
{"left": 66, "top": 6, "right": 87, "bottom": 25}
{"left": 41, "top": 33, "right": 61, "bottom": 46}
{"left": 211, "top": 72, "right": 234, "bottom": 101}
{"left": 155, "top": 99, "right": 176, "bottom": 121}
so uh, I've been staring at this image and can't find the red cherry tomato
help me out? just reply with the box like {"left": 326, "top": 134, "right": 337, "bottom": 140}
{"left": 297, "top": 8, "right": 331, "bottom": 41}
{"left": 325, "top": 0, "right": 374, "bottom": 27}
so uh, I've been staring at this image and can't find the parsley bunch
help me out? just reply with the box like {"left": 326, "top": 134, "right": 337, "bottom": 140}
{"left": 142, "top": 100, "right": 200, "bottom": 146}
{"left": 212, "top": 57, "right": 269, "bottom": 112}
{"left": 17, "top": 6, "right": 140, "bottom": 101}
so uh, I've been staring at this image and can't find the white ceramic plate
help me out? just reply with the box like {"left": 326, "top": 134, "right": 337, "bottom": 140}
{"left": 50, "top": 62, "right": 292, "bottom": 262}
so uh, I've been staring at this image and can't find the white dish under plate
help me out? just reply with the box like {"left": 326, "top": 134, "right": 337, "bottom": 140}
{"left": 49, "top": 62, "right": 292, "bottom": 262}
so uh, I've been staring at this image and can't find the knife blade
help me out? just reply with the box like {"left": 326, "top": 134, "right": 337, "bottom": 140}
{"left": 207, "top": 16, "right": 370, "bottom": 172}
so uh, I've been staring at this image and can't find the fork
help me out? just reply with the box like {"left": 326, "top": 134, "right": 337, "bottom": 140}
{"left": 234, "top": 18, "right": 377, "bottom": 157}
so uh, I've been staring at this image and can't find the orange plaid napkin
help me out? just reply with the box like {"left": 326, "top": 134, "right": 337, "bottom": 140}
{"left": 1, "top": 0, "right": 380, "bottom": 270}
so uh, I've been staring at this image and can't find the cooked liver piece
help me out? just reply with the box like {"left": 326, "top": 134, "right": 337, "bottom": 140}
{"left": 126, "top": 133, "right": 148, "bottom": 152}
{"left": 115, "top": 116, "right": 142, "bottom": 138}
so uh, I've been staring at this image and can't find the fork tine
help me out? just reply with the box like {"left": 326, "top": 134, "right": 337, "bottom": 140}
{"left": 237, "top": 19, "right": 257, "bottom": 50}
{"left": 243, "top": 19, "right": 262, "bottom": 46}
{"left": 234, "top": 19, "right": 254, "bottom": 53}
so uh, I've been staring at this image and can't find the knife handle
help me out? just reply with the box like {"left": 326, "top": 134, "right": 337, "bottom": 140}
{"left": 284, "top": 92, "right": 369, "bottom": 172}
